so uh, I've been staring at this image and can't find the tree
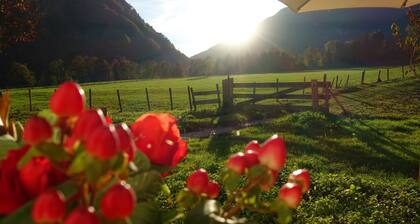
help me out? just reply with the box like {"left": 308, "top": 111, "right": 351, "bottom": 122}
{"left": 47, "top": 59, "right": 69, "bottom": 84}
{"left": 7, "top": 62, "right": 36, "bottom": 87}
{"left": 392, "top": 9, "right": 420, "bottom": 76}
{"left": 0, "top": 0, "right": 41, "bottom": 51}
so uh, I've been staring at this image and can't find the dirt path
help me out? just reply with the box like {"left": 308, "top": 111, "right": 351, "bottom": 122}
{"left": 182, "top": 119, "right": 272, "bottom": 138}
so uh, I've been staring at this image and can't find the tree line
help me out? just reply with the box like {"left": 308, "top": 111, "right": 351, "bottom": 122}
{"left": 0, "top": 30, "right": 410, "bottom": 88}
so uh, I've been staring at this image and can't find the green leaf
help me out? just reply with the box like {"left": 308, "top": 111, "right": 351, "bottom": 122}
{"left": 130, "top": 202, "right": 161, "bottom": 224}
{"left": 176, "top": 189, "right": 197, "bottom": 209}
{"left": 161, "top": 183, "right": 171, "bottom": 196}
{"left": 247, "top": 165, "right": 266, "bottom": 179}
{"left": 128, "top": 170, "right": 162, "bottom": 201}
{"left": 222, "top": 170, "right": 241, "bottom": 192}
{"left": 0, "top": 202, "right": 34, "bottom": 224}
{"left": 271, "top": 200, "right": 292, "bottom": 224}
{"left": 36, "top": 143, "right": 70, "bottom": 162}
{"left": 37, "top": 109, "right": 58, "bottom": 125}
{"left": 0, "top": 135, "right": 21, "bottom": 152}
{"left": 131, "top": 150, "right": 151, "bottom": 173}
{"left": 184, "top": 200, "right": 219, "bottom": 224}
{"left": 161, "top": 209, "right": 184, "bottom": 224}
{"left": 17, "top": 146, "right": 43, "bottom": 168}
{"left": 68, "top": 150, "right": 90, "bottom": 174}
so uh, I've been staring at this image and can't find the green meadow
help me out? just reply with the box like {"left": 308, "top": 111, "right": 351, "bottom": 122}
{"left": 8, "top": 67, "right": 407, "bottom": 123}
{"left": 3, "top": 68, "right": 420, "bottom": 223}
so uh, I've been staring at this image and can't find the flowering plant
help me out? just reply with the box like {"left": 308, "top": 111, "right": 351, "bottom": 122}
{"left": 0, "top": 82, "right": 310, "bottom": 224}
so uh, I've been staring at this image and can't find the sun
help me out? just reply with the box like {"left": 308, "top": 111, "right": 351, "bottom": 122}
{"left": 223, "top": 24, "right": 257, "bottom": 45}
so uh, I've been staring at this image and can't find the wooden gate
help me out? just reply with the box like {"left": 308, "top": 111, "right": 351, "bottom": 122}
{"left": 222, "top": 78, "right": 331, "bottom": 112}
{"left": 188, "top": 84, "right": 221, "bottom": 110}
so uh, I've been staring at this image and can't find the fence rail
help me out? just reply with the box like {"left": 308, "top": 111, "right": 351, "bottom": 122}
{"left": 10, "top": 66, "right": 415, "bottom": 116}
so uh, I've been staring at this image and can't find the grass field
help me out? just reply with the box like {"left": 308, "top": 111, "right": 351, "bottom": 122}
{"left": 1, "top": 67, "right": 420, "bottom": 223}
{"left": 7, "top": 66, "right": 411, "bottom": 124}
{"left": 164, "top": 77, "right": 420, "bottom": 223}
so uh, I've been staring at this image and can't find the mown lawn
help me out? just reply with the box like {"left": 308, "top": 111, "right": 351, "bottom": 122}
{"left": 164, "top": 78, "right": 420, "bottom": 223}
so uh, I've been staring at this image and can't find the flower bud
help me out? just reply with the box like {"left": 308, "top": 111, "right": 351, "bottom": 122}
{"left": 64, "top": 207, "right": 99, "bottom": 224}
{"left": 86, "top": 125, "right": 120, "bottom": 160}
{"left": 32, "top": 190, "right": 65, "bottom": 223}
{"left": 244, "top": 140, "right": 260, "bottom": 152}
{"left": 23, "top": 116, "right": 52, "bottom": 145}
{"left": 100, "top": 182, "right": 136, "bottom": 220}
{"left": 206, "top": 180, "right": 220, "bottom": 199}
{"left": 278, "top": 183, "right": 302, "bottom": 208}
{"left": 186, "top": 169, "right": 209, "bottom": 195}
{"left": 258, "top": 135, "right": 286, "bottom": 171}
{"left": 227, "top": 152, "right": 247, "bottom": 174}
{"left": 50, "top": 82, "right": 85, "bottom": 117}
{"left": 288, "top": 169, "right": 310, "bottom": 193}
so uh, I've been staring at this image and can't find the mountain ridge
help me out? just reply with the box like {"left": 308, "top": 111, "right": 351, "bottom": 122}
{"left": 193, "top": 7, "right": 409, "bottom": 59}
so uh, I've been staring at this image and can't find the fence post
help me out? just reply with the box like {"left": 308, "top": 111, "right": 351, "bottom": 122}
{"left": 345, "top": 74, "right": 350, "bottom": 88}
{"left": 402, "top": 65, "right": 405, "bottom": 78}
{"left": 303, "top": 77, "right": 306, "bottom": 95}
{"left": 338, "top": 78, "right": 343, "bottom": 88}
{"left": 28, "top": 88, "right": 32, "bottom": 112}
{"left": 222, "top": 77, "right": 233, "bottom": 108}
{"left": 89, "top": 89, "right": 92, "bottom": 109}
{"left": 168, "top": 88, "right": 173, "bottom": 110}
{"left": 323, "top": 74, "right": 327, "bottom": 94}
{"left": 216, "top": 84, "right": 221, "bottom": 108}
{"left": 187, "top": 86, "right": 193, "bottom": 111}
{"left": 311, "top": 80, "right": 319, "bottom": 111}
{"left": 377, "top": 70, "right": 382, "bottom": 82}
{"left": 190, "top": 87, "right": 197, "bottom": 111}
{"left": 116, "top": 89, "right": 122, "bottom": 112}
{"left": 387, "top": 68, "right": 390, "bottom": 81}
{"left": 361, "top": 70, "right": 365, "bottom": 84}
{"left": 276, "top": 78, "right": 279, "bottom": 101}
{"left": 145, "top": 88, "right": 151, "bottom": 111}
{"left": 253, "top": 82, "right": 256, "bottom": 104}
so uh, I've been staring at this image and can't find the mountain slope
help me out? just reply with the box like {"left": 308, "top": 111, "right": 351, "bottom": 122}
{"left": 3, "top": 0, "right": 187, "bottom": 71}
{"left": 194, "top": 7, "right": 409, "bottom": 59}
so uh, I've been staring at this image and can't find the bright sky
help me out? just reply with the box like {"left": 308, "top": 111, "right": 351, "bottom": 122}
{"left": 127, "top": 0, "right": 285, "bottom": 56}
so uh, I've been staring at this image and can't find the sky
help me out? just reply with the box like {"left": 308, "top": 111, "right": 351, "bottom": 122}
{"left": 127, "top": 0, "right": 286, "bottom": 57}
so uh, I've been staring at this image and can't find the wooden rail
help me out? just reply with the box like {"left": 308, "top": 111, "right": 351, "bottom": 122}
{"left": 189, "top": 84, "right": 221, "bottom": 110}
{"left": 223, "top": 78, "right": 331, "bottom": 112}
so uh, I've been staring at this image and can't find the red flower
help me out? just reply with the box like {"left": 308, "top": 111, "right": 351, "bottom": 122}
{"left": 244, "top": 140, "right": 260, "bottom": 152}
{"left": 64, "top": 207, "right": 99, "bottom": 224}
{"left": 226, "top": 152, "right": 247, "bottom": 174}
{"left": 288, "top": 169, "right": 311, "bottom": 193}
{"left": 50, "top": 82, "right": 85, "bottom": 117}
{"left": 115, "top": 124, "right": 136, "bottom": 161}
{"left": 19, "top": 157, "right": 67, "bottom": 198}
{"left": 100, "top": 182, "right": 136, "bottom": 220}
{"left": 131, "top": 113, "right": 187, "bottom": 167}
{"left": 85, "top": 125, "right": 120, "bottom": 160}
{"left": 187, "top": 169, "right": 209, "bottom": 195}
{"left": 278, "top": 183, "right": 302, "bottom": 208}
{"left": 258, "top": 135, "right": 286, "bottom": 171}
{"left": 206, "top": 180, "right": 220, "bottom": 199}
{"left": 32, "top": 190, "right": 66, "bottom": 223}
{"left": 0, "top": 145, "right": 30, "bottom": 215}
{"left": 23, "top": 116, "right": 53, "bottom": 145}
{"left": 72, "top": 109, "right": 106, "bottom": 141}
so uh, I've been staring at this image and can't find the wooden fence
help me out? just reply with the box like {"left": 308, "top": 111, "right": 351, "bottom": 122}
{"left": 188, "top": 84, "right": 221, "bottom": 110}
{"left": 222, "top": 78, "right": 332, "bottom": 112}
{"left": 18, "top": 65, "right": 415, "bottom": 113}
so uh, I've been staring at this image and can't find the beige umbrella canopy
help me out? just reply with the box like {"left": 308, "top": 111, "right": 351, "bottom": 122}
{"left": 279, "top": 0, "right": 420, "bottom": 13}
